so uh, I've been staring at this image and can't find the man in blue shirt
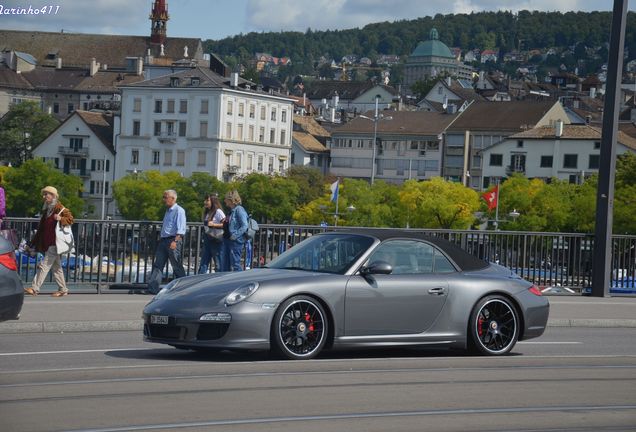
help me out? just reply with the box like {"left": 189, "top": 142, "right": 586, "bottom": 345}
{"left": 147, "top": 189, "right": 187, "bottom": 294}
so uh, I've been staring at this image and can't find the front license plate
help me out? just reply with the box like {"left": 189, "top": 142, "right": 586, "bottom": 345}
{"left": 150, "top": 315, "right": 169, "bottom": 325}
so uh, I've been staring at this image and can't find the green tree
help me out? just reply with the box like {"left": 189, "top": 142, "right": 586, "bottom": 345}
{"left": 113, "top": 171, "right": 184, "bottom": 221}
{"left": 399, "top": 177, "right": 479, "bottom": 229}
{"left": 410, "top": 78, "right": 435, "bottom": 101}
{"left": 614, "top": 153, "right": 636, "bottom": 234}
{"left": 0, "top": 101, "right": 59, "bottom": 166}
{"left": 286, "top": 166, "right": 326, "bottom": 205}
{"left": 3, "top": 159, "right": 83, "bottom": 217}
{"left": 237, "top": 173, "right": 300, "bottom": 223}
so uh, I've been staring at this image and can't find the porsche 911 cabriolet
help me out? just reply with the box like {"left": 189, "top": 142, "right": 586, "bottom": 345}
{"left": 143, "top": 230, "right": 549, "bottom": 359}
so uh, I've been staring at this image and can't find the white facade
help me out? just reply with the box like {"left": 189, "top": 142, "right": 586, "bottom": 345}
{"left": 481, "top": 128, "right": 636, "bottom": 184}
{"left": 116, "top": 83, "right": 294, "bottom": 182}
{"left": 32, "top": 111, "right": 115, "bottom": 217}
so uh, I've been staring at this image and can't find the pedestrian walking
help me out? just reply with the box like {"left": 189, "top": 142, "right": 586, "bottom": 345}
{"left": 221, "top": 190, "right": 248, "bottom": 272}
{"left": 198, "top": 193, "right": 225, "bottom": 274}
{"left": 24, "top": 186, "right": 74, "bottom": 297}
{"left": 147, "top": 189, "right": 187, "bottom": 294}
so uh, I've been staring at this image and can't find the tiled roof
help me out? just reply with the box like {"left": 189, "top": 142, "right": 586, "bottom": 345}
{"left": 75, "top": 110, "right": 115, "bottom": 153}
{"left": 22, "top": 67, "right": 86, "bottom": 91}
{"left": 74, "top": 71, "right": 145, "bottom": 93}
{"left": 447, "top": 100, "right": 558, "bottom": 132}
{"left": 305, "top": 81, "right": 398, "bottom": 100}
{"left": 619, "top": 122, "right": 636, "bottom": 140}
{"left": 0, "top": 64, "right": 33, "bottom": 89}
{"left": 0, "top": 30, "right": 203, "bottom": 69}
{"left": 125, "top": 66, "right": 245, "bottom": 88}
{"left": 293, "top": 131, "right": 329, "bottom": 153}
{"left": 333, "top": 110, "right": 457, "bottom": 136}
{"left": 293, "top": 116, "right": 331, "bottom": 138}
{"left": 510, "top": 124, "right": 636, "bottom": 150}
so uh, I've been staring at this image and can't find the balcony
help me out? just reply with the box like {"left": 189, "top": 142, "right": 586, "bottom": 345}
{"left": 505, "top": 165, "right": 526, "bottom": 176}
{"left": 69, "top": 169, "right": 90, "bottom": 179}
{"left": 223, "top": 165, "right": 240, "bottom": 174}
{"left": 157, "top": 132, "right": 176, "bottom": 143}
{"left": 58, "top": 146, "right": 88, "bottom": 157}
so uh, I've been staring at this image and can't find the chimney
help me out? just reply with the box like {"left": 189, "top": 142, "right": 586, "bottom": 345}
{"left": 589, "top": 87, "right": 596, "bottom": 98}
{"left": 446, "top": 76, "right": 451, "bottom": 87}
{"left": 555, "top": 120, "right": 564, "bottom": 138}
{"left": 230, "top": 72, "right": 239, "bottom": 88}
{"left": 101, "top": 64, "right": 108, "bottom": 71}
{"left": 331, "top": 91, "right": 339, "bottom": 108}
{"left": 90, "top": 58, "right": 99, "bottom": 76}
{"left": 136, "top": 57, "right": 143, "bottom": 76}
{"left": 55, "top": 57, "right": 62, "bottom": 69}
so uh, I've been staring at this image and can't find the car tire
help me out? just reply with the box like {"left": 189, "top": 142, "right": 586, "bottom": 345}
{"left": 469, "top": 295, "right": 519, "bottom": 356}
{"left": 271, "top": 295, "right": 327, "bottom": 360}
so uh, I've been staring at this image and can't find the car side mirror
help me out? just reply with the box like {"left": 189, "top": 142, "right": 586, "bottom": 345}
{"left": 360, "top": 260, "right": 393, "bottom": 275}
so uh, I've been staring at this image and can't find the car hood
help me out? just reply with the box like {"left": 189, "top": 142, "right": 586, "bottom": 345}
{"left": 144, "top": 268, "right": 331, "bottom": 312}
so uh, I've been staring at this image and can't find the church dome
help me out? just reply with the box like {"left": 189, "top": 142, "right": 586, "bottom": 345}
{"left": 409, "top": 28, "right": 454, "bottom": 58}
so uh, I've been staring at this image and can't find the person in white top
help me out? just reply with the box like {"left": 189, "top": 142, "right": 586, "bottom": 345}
{"left": 198, "top": 193, "right": 226, "bottom": 273}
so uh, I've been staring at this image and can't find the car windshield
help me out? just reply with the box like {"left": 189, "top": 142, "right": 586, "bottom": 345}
{"left": 266, "top": 234, "right": 375, "bottom": 274}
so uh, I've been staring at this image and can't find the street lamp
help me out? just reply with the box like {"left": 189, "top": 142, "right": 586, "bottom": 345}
{"left": 358, "top": 95, "right": 392, "bottom": 185}
{"left": 319, "top": 204, "right": 356, "bottom": 227}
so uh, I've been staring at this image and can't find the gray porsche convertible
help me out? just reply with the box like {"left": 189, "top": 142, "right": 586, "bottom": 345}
{"left": 143, "top": 230, "right": 549, "bottom": 359}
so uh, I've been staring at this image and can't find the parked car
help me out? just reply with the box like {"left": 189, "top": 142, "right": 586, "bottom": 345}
{"left": 143, "top": 229, "right": 549, "bottom": 359}
{"left": 0, "top": 236, "right": 24, "bottom": 321}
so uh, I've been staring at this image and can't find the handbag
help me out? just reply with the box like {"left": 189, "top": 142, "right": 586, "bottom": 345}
{"left": 205, "top": 226, "right": 224, "bottom": 242}
{"left": 0, "top": 229, "right": 18, "bottom": 249}
{"left": 55, "top": 207, "right": 74, "bottom": 254}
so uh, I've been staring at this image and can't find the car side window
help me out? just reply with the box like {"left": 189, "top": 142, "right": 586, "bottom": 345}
{"left": 367, "top": 240, "right": 456, "bottom": 274}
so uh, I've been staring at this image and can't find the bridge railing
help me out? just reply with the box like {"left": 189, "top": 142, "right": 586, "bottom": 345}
{"left": 5, "top": 218, "right": 635, "bottom": 294}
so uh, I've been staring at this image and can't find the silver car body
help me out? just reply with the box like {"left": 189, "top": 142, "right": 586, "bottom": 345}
{"left": 143, "top": 230, "right": 549, "bottom": 356}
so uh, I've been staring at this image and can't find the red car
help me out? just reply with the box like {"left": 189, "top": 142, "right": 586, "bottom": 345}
{"left": 0, "top": 235, "right": 24, "bottom": 321}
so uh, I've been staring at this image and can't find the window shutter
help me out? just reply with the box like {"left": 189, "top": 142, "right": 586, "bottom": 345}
{"left": 106, "top": 159, "right": 110, "bottom": 172}
{"left": 90, "top": 181, "right": 95, "bottom": 194}
{"left": 80, "top": 159, "right": 87, "bottom": 175}
{"left": 91, "top": 159, "right": 96, "bottom": 171}
{"left": 63, "top": 158, "right": 69, "bottom": 174}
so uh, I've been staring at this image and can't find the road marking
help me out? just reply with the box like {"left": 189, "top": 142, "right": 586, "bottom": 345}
{"left": 61, "top": 405, "right": 636, "bottom": 432}
{"left": 517, "top": 341, "right": 582, "bottom": 344}
{"left": 0, "top": 348, "right": 154, "bottom": 356}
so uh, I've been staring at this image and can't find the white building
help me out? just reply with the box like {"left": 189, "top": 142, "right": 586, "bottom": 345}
{"left": 32, "top": 110, "right": 116, "bottom": 217}
{"left": 115, "top": 66, "right": 294, "bottom": 182}
{"left": 481, "top": 123, "right": 636, "bottom": 184}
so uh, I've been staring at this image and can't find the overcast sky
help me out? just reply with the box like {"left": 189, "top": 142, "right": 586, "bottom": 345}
{"left": 0, "top": 0, "right": 630, "bottom": 40}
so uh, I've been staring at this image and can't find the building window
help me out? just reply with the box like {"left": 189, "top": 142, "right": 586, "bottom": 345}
{"left": 67, "top": 103, "right": 74, "bottom": 114}
{"left": 200, "top": 99, "right": 208, "bottom": 114}
{"left": 279, "top": 159, "right": 286, "bottom": 172}
{"left": 179, "top": 121, "right": 187, "bottom": 137}
{"left": 238, "top": 103, "right": 244, "bottom": 117}
{"left": 563, "top": 154, "right": 578, "bottom": 169}
{"left": 257, "top": 155, "right": 263, "bottom": 171}
{"left": 594, "top": 141, "right": 601, "bottom": 149}
{"left": 260, "top": 105, "right": 266, "bottom": 120}
{"left": 589, "top": 154, "right": 600, "bottom": 169}
{"left": 154, "top": 121, "right": 161, "bottom": 136}
{"left": 131, "top": 149, "right": 139, "bottom": 165}
{"left": 152, "top": 151, "right": 160, "bottom": 165}
{"left": 247, "top": 153, "right": 253, "bottom": 170}
{"left": 179, "top": 99, "right": 187, "bottom": 113}
{"left": 517, "top": 140, "right": 524, "bottom": 148}
{"left": 235, "top": 152, "right": 242, "bottom": 168}
{"left": 70, "top": 137, "right": 83, "bottom": 151}
{"left": 226, "top": 122, "right": 232, "bottom": 139}
{"left": 166, "top": 121, "right": 175, "bottom": 136}
{"left": 227, "top": 100, "right": 233, "bottom": 115}
{"left": 489, "top": 154, "right": 503, "bottom": 166}
{"left": 271, "top": 108, "right": 277, "bottom": 121}
{"left": 237, "top": 124, "right": 243, "bottom": 140}
{"left": 270, "top": 129, "right": 275, "bottom": 144}
{"left": 268, "top": 156, "right": 274, "bottom": 172}
{"left": 249, "top": 125, "right": 254, "bottom": 141}
{"left": 53, "top": 103, "right": 59, "bottom": 113}
{"left": 259, "top": 127, "right": 265, "bottom": 142}
{"left": 133, "top": 120, "right": 141, "bottom": 136}
{"left": 200, "top": 121, "right": 208, "bottom": 138}
{"left": 154, "top": 100, "right": 162, "bottom": 113}
{"left": 133, "top": 98, "right": 141, "bottom": 112}
{"left": 540, "top": 155, "right": 553, "bottom": 168}
{"left": 281, "top": 110, "right": 287, "bottom": 122}
{"left": 197, "top": 150, "right": 206, "bottom": 167}
{"left": 164, "top": 150, "right": 172, "bottom": 165}
{"left": 176, "top": 150, "right": 185, "bottom": 166}
{"left": 249, "top": 104, "right": 255, "bottom": 119}
{"left": 280, "top": 130, "right": 286, "bottom": 145}
{"left": 167, "top": 99, "right": 175, "bottom": 113}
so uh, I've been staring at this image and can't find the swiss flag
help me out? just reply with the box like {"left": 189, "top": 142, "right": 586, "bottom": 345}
{"left": 482, "top": 185, "right": 498, "bottom": 211}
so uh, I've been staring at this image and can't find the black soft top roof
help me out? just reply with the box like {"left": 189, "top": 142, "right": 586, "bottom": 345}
{"left": 326, "top": 229, "right": 489, "bottom": 272}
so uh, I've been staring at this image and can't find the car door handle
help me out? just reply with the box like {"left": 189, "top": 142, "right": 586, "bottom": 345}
{"left": 428, "top": 287, "right": 446, "bottom": 295}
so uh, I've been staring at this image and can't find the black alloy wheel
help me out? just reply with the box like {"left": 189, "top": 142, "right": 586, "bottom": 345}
{"left": 469, "top": 295, "right": 519, "bottom": 355}
{"left": 272, "top": 295, "right": 327, "bottom": 360}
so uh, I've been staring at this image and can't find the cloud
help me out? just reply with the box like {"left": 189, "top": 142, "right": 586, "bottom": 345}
{"left": 0, "top": 0, "right": 147, "bottom": 34}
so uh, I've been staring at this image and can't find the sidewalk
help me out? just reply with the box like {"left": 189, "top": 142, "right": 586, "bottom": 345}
{"left": 1, "top": 293, "right": 636, "bottom": 334}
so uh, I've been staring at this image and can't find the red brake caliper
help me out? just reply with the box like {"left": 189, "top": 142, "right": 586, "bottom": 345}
{"left": 477, "top": 315, "right": 484, "bottom": 337}
{"left": 304, "top": 312, "right": 314, "bottom": 332}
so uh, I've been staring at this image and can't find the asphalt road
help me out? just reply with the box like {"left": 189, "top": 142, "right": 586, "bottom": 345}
{"left": 1, "top": 328, "right": 636, "bottom": 432}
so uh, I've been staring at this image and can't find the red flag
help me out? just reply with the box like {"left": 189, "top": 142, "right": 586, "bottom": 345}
{"left": 482, "top": 185, "right": 498, "bottom": 211}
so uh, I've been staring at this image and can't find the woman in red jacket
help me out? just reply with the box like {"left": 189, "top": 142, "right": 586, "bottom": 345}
{"left": 24, "top": 186, "right": 74, "bottom": 297}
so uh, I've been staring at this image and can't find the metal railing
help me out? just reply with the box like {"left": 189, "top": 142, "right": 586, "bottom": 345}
{"left": 5, "top": 218, "right": 635, "bottom": 294}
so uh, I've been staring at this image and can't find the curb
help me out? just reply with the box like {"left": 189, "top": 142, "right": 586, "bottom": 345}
{"left": 2, "top": 319, "right": 636, "bottom": 334}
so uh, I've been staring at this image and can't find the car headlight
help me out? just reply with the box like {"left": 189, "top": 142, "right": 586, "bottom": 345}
{"left": 154, "top": 279, "right": 181, "bottom": 300}
{"left": 225, "top": 282, "right": 259, "bottom": 306}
